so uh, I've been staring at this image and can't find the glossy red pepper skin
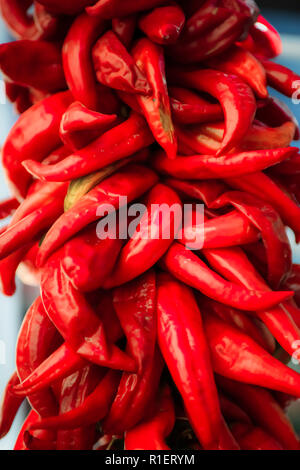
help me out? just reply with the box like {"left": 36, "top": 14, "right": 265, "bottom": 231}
{"left": 36, "top": 164, "right": 158, "bottom": 265}
{"left": 41, "top": 255, "right": 136, "bottom": 372}
{"left": 168, "top": 67, "right": 256, "bottom": 155}
{"left": 87, "top": 0, "right": 166, "bottom": 18}
{"left": 0, "top": 0, "right": 39, "bottom": 40}
{"left": 104, "top": 272, "right": 163, "bottom": 434}
{"left": 256, "top": 97, "right": 300, "bottom": 140}
{"left": 139, "top": 5, "right": 186, "bottom": 45}
{"left": 244, "top": 15, "right": 282, "bottom": 59}
{"left": 226, "top": 171, "right": 300, "bottom": 243}
{"left": 62, "top": 12, "right": 117, "bottom": 112}
{"left": 261, "top": 58, "right": 300, "bottom": 98}
{"left": 23, "top": 113, "right": 154, "bottom": 182}
{"left": 0, "top": 40, "right": 66, "bottom": 93}
{"left": 204, "top": 313, "right": 300, "bottom": 397}
{"left": 14, "top": 410, "right": 39, "bottom": 450}
{"left": 0, "top": 198, "right": 19, "bottom": 220}
{"left": 2, "top": 91, "right": 72, "bottom": 200}
{"left": 205, "top": 44, "right": 267, "bottom": 98}
{"left": 125, "top": 385, "right": 175, "bottom": 451}
{"left": 0, "top": 243, "right": 33, "bottom": 296}
{"left": 60, "top": 101, "right": 118, "bottom": 152}
{"left": 217, "top": 376, "right": 299, "bottom": 450}
{"left": 157, "top": 274, "right": 222, "bottom": 449}
{"left": 93, "top": 31, "right": 150, "bottom": 96}
{"left": 231, "top": 423, "right": 283, "bottom": 450}
{"left": 104, "top": 183, "right": 182, "bottom": 289}
{"left": 132, "top": 39, "right": 177, "bottom": 160}
{"left": 0, "top": 372, "right": 24, "bottom": 439}
{"left": 153, "top": 147, "right": 296, "bottom": 180}
{"left": 37, "top": 0, "right": 96, "bottom": 15}
{"left": 161, "top": 242, "right": 293, "bottom": 312}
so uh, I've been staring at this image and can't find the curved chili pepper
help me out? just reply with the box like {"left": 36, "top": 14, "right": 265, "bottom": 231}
{"left": 104, "top": 183, "right": 182, "bottom": 289}
{"left": 211, "top": 191, "right": 292, "bottom": 288}
{"left": 261, "top": 58, "right": 300, "bottom": 98}
{"left": 182, "top": 1, "right": 232, "bottom": 41}
{"left": 226, "top": 172, "right": 300, "bottom": 243}
{"left": 169, "top": 87, "right": 223, "bottom": 125}
{"left": 0, "top": 243, "right": 33, "bottom": 296}
{"left": 16, "top": 297, "right": 61, "bottom": 418}
{"left": 104, "top": 272, "right": 163, "bottom": 433}
{"left": 0, "top": 197, "right": 19, "bottom": 220}
{"left": 0, "top": 40, "right": 66, "bottom": 93}
{"left": 164, "top": 178, "right": 227, "bottom": 206}
{"left": 87, "top": 0, "right": 166, "bottom": 18}
{"left": 161, "top": 243, "right": 293, "bottom": 312}
{"left": 30, "top": 370, "right": 120, "bottom": 431}
{"left": 139, "top": 5, "right": 185, "bottom": 45}
{"left": 93, "top": 31, "right": 150, "bottom": 96}
{"left": 14, "top": 293, "right": 124, "bottom": 396}
{"left": 0, "top": 0, "right": 39, "bottom": 40}
{"left": 14, "top": 410, "right": 39, "bottom": 450}
{"left": 203, "top": 246, "right": 300, "bottom": 356}
{"left": 23, "top": 113, "right": 154, "bottom": 182}
{"left": 201, "top": 297, "right": 275, "bottom": 353}
{"left": 60, "top": 101, "right": 118, "bottom": 152}
{"left": 204, "top": 313, "right": 300, "bottom": 397}
{"left": 179, "top": 209, "right": 259, "bottom": 251}
{"left": 2, "top": 91, "right": 72, "bottom": 200}
{"left": 41, "top": 255, "right": 136, "bottom": 372}
{"left": 124, "top": 384, "right": 175, "bottom": 451}
{"left": 246, "top": 15, "right": 282, "bottom": 59}
{"left": 168, "top": 67, "right": 256, "bottom": 155}
{"left": 217, "top": 376, "right": 300, "bottom": 450}
{"left": 153, "top": 147, "right": 296, "bottom": 180}
{"left": 112, "top": 16, "right": 137, "bottom": 48}
{"left": 157, "top": 273, "right": 222, "bottom": 448}
{"left": 36, "top": 164, "right": 157, "bottom": 265}
{"left": 168, "top": 12, "right": 249, "bottom": 64}
{"left": 231, "top": 423, "right": 283, "bottom": 450}
{"left": 0, "top": 372, "right": 24, "bottom": 439}
{"left": 132, "top": 39, "right": 177, "bottom": 160}
{"left": 62, "top": 12, "right": 114, "bottom": 112}
{"left": 205, "top": 44, "right": 267, "bottom": 98}
{"left": 256, "top": 97, "right": 300, "bottom": 140}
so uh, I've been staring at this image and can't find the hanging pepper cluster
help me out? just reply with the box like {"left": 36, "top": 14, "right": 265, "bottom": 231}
{"left": 0, "top": 0, "right": 300, "bottom": 451}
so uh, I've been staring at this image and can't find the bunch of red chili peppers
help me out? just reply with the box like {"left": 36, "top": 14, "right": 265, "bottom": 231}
{"left": 0, "top": 0, "right": 300, "bottom": 451}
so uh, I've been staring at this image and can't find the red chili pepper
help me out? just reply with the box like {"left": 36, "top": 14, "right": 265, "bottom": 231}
{"left": 132, "top": 39, "right": 177, "bottom": 159}
{"left": 226, "top": 171, "right": 300, "bottom": 243}
{"left": 0, "top": 372, "right": 24, "bottom": 439}
{"left": 168, "top": 12, "right": 249, "bottom": 63}
{"left": 112, "top": 16, "right": 137, "bottom": 48}
{"left": 217, "top": 376, "right": 300, "bottom": 450}
{"left": 92, "top": 31, "right": 150, "bottom": 96}
{"left": 169, "top": 86, "right": 223, "bottom": 125}
{"left": 161, "top": 242, "right": 293, "bottom": 312}
{"left": 168, "top": 67, "right": 256, "bottom": 155}
{"left": 2, "top": 91, "right": 72, "bottom": 200}
{"left": 104, "top": 183, "right": 182, "bottom": 288}
{"left": 204, "top": 313, "right": 300, "bottom": 397}
{"left": 153, "top": 147, "right": 296, "bottom": 180}
{"left": 124, "top": 384, "right": 175, "bottom": 451}
{"left": 283, "top": 265, "right": 300, "bottom": 308}
{"left": 62, "top": 12, "right": 116, "bottom": 112}
{"left": 87, "top": 0, "right": 167, "bottom": 18}
{"left": 23, "top": 113, "right": 154, "bottom": 182}
{"left": 245, "top": 15, "right": 282, "bottom": 59}
{"left": 36, "top": 164, "right": 157, "bottom": 265}
{"left": 0, "top": 197, "right": 19, "bottom": 220}
{"left": 0, "top": 40, "right": 66, "bottom": 93}
{"left": 261, "top": 58, "right": 300, "bottom": 98}
{"left": 104, "top": 271, "right": 163, "bottom": 434}
{"left": 13, "top": 293, "right": 124, "bottom": 396}
{"left": 60, "top": 101, "right": 118, "bottom": 151}
{"left": 219, "top": 392, "right": 251, "bottom": 425}
{"left": 256, "top": 97, "right": 300, "bottom": 140}
{"left": 41, "top": 254, "right": 136, "bottom": 371}
{"left": 14, "top": 410, "right": 39, "bottom": 450}
{"left": 157, "top": 273, "right": 222, "bottom": 448}
{"left": 210, "top": 191, "right": 292, "bottom": 288}
{"left": 37, "top": 0, "right": 96, "bottom": 15}
{"left": 139, "top": 5, "right": 186, "bottom": 45}
{"left": 0, "top": 0, "right": 39, "bottom": 40}
{"left": 205, "top": 44, "right": 268, "bottom": 98}
{"left": 0, "top": 243, "right": 33, "bottom": 296}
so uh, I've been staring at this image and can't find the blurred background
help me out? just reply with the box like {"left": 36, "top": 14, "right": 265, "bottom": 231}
{"left": 0, "top": 1, "right": 300, "bottom": 450}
